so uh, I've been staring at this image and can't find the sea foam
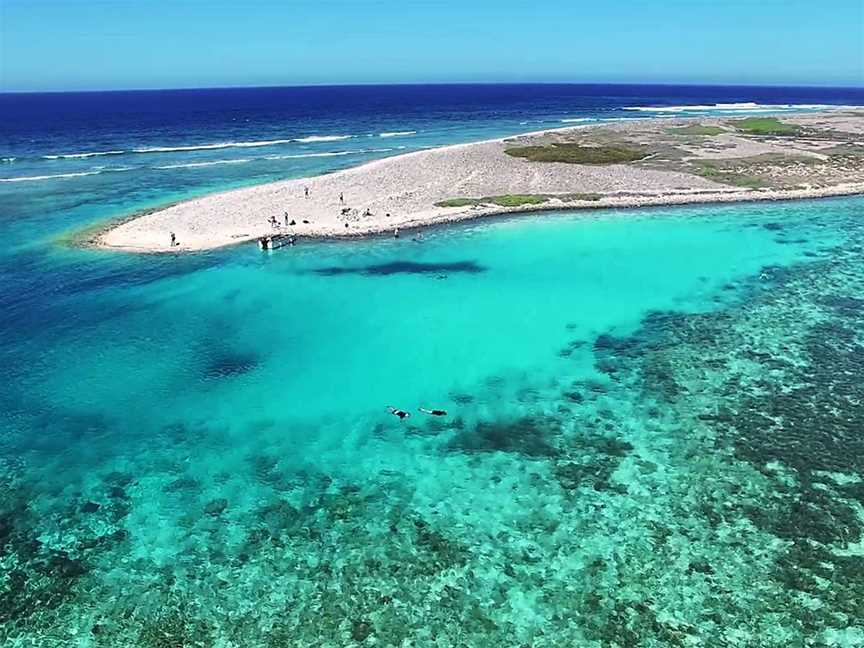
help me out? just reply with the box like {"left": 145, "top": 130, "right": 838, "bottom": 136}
{"left": 42, "top": 150, "right": 126, "bottom": 160}
{"left": 0, "top": 171, "right": 103, "bottom": 182}
{"left": 133, "top": 140, "right": 295, "bottom": 153}
{"left": 293, "top": 135, "right": 354, "bottom": 143}
{"left": 153, "top": 159, "right": 253, "bottom": 169}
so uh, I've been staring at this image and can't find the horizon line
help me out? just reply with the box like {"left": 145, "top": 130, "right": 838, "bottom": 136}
{"left": 2, "top": 80, "right": 863, "bottom": 96}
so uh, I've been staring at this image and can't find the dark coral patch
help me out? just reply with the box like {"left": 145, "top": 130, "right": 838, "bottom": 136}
{"left": 313, "top": 260, "right": 486, "bottom": 276}
{"left": 202, "top": 352, "right": 259, "bottom": 380}
{"left": 447, "top": 416, "right": 561, "bottom": 457}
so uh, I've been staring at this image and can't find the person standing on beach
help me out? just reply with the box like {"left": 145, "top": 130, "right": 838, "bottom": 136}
{"left": 304, "top": 186, "right": 310, "bottom": 199}
{"left": 169, "top": 232, "right": 176, "bottom": 247}
{"left": 339, "top": 192, "right": 344, "bottom": 204}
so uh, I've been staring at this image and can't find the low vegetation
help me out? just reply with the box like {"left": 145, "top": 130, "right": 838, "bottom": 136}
{"left": 730, "top": 117, "right": 800, "bottom": 136}
{"left": 559, "top": 192, "right": 602, "bottom": 202}
{"left": 695, "top": 162, "right": 765, "bottom": 188}
{"left": 435, "top": 193, "right": 603, "bottom": 208}
{"left": 666, "top": 124, "right": 726, "bottom": 136}
{"left": 436, "top": 195, "right": 548, "bottom": 208}
{"left": 504, "top": 143, "right": 648, "bottom": 164}
{"left": 434, "top": 197, "right": 481, "bottom": 207}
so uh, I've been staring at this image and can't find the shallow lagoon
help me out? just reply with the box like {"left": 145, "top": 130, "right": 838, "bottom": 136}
{"left": 2, "top": 196, "right": 864, "bottom": 646}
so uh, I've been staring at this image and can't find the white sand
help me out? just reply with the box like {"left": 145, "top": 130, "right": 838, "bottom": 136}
{"left": 96, "top": 112, "right": 864, "bottom": 253}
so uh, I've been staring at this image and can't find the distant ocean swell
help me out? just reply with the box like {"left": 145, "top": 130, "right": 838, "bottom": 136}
{"left": 25, "top": 132, "right": 419, "bottom": 162}
{"left": 0, "top": 148, "right": 399, "bottom": 182}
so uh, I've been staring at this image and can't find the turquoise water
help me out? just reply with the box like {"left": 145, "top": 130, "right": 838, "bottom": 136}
{"left": 3, "top": 194, "right": 864, "bottom": 645}
{"left": 3, "top": 86, "right": 864, "bottom": 646}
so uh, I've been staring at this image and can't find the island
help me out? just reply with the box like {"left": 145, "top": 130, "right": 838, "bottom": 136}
{"left": 95, "top": 110, "right": 864, "bottom": 252}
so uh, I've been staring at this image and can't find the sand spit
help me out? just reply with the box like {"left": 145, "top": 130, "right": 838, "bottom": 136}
{"left": 96, "top": 110, "right": 864, "bottom": 253}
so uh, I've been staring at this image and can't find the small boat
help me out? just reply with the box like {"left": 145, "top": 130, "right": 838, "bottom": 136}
{"left": 258, "top": 234, "right": 296, "bottom": 251}
{"left": 258, "top": 236, "right": 274, "bottom": 251}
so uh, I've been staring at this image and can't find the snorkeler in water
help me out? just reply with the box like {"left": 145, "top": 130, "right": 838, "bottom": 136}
{"left": 387, "top": 406, "right": 411, "bottom": 420}
{"left": 419, "top": 407, "right": 447, "bottom": 416}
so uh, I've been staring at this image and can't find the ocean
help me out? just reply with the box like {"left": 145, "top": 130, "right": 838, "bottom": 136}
{"left": 1, "top": 84, "right": 864, "bottom": 646}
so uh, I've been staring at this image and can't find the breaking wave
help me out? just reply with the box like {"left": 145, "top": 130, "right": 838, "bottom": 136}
{"left": 153, "top": 159, "right": 254, "bottom": 170}
{"left": 42, "top": 150, "right": 126, "bottom": 160}
{"left": 0, "top": 166, "right": 134, "bottom": 183}
{"left": 264, "top": 147, "right": 395, "bottom": 160}
{"left": 0, "top": 171, "right": 104, "bottom": 183}
{"left": 293, "top": 135, "right": 354, "bottom": 143}
{"left": 35, "top": 136, "right": 359, "bottom": 159}
{"left": 264, "top": 151, "right": 353, "bottom": 160}
{"left": 379, "top": 131, "right": 416, "bottom": 138}
{"left": 133, "top": 140, "right": 296, "bottom": 153}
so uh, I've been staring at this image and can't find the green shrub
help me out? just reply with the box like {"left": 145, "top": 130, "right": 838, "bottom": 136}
{"left": 731, "top": 117, "right": 799, "bottom": 136}
{"left": 504, "top": 143, "right": 647, "bottom": 164}
{"left": 435, "top": 194, "right": 549, "bottom": 208}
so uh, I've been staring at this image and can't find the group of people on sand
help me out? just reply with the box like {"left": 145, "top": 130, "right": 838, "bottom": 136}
{"left": 269, "top": 213, "right": 310, "bottom": 229}
{"left": 258, "top": 187, "right": 413, "bottom": 242}
{"left": 387, "top": 406, "right": 447, "bottom": 420}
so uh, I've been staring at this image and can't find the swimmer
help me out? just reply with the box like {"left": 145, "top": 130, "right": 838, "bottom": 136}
{"left": 419, "top": 407, "right": 448, "bottom": 417}
{"left": 387, "top": 406, "right": 410, "bottom": 420}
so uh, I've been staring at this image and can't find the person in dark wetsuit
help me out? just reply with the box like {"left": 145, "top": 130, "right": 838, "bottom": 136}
{"left": 419, "top": 407, "right": 447, "bottom": 416}
{"left": 387, "top": 406, "right": 410, "bottom": 420}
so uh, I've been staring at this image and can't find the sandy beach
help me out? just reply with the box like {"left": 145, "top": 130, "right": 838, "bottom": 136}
{"left": 95, "top": 110, "right": 864, "bottom": 252}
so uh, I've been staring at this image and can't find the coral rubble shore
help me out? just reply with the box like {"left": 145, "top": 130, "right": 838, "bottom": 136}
{"left": 96, "top": 110, "right": 864, "bottom": 252}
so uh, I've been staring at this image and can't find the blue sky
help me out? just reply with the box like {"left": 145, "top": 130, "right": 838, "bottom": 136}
{"left": 1, "top": 0, "right": 862, "bottom": 91}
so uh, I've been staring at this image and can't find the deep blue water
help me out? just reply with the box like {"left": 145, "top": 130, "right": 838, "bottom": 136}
{"left": 4, "top": 83, "right": 864, "bottom": 154}
{"left": 2, "top": 85, "right": 864, "bottom": 646}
